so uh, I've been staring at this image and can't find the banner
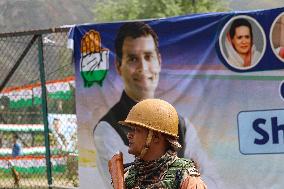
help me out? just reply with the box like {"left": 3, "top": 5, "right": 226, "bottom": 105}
{"left": 0, "top": 76, "right": 74, "bottom": 109}
{"left": 0, "top": 155, "right": 67, "bottom": 174}
{"left": 69, "top": 7, "right": 284, "bottom": 189}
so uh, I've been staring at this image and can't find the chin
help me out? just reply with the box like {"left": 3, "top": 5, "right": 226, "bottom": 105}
{"left": 128, "top": 149, "right": 139, "bottom": 156}
{"left": 140, "top": 86, "right": 157, "bottom": 94}
{"left": 240, "top": 51, "right": 249, "bottom": 54}
{"left": 128, "top": 149, "right": 133, "bottom": 155}
{"left": 237, "top": 49, "right": 249, "bottom": 54}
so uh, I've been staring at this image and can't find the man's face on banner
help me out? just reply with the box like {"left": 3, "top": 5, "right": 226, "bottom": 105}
{"left": 231, "top": 26, "right": 252, "bottom": 55}
{"left": 117, "top": 35, "right": 161, "bottom": 101}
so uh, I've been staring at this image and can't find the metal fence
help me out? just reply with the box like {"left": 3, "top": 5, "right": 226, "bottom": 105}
{"left": 0, "top": 27, "right": 78, "bottom": 188}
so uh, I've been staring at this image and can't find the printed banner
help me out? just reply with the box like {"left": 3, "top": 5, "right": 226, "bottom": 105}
{"left": 0, "top": 155, "right": 68, "bottom": 174}
{"left": 69, "top": 7, "right": 284, "bottom": 189}
{"left": 0, "top": 76, "right": 74, "bottom": 109}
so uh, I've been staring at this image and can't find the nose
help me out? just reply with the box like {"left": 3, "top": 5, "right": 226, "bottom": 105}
{"left": 241, "top": 37, "right": 249, "bottom": 44}
{"left": 137, "top": 58, "right": 149, "bottom": 72}
{"left": 127, "top": 131, "right": 133, "bottom": 140}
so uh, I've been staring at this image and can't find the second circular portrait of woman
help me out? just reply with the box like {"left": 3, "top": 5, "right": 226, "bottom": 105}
{"left": 219, "top": 15, "right": 266, "bottom": 70}
{"left": 270, "top": 12, "right": 284, "bottom": 62}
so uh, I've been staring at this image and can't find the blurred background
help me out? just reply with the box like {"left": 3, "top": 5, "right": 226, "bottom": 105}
{"left": 1, "top": 0, "right": 284, "bottom": 33}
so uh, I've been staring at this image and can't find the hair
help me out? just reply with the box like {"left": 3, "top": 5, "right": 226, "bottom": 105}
{"left": 229, "top": 18, "right": 253, "bottom": 40}
{"left": 13, "top": 134, "right": 18, "bottom": 140}
{"left": 53, "top": 118, "right": 60, "bottom": 126}
{"left": 114, "top": 22, "right": 159, "bottom": 66}
{"left": 166, "top": 135, "right": 181, "bottom": 152}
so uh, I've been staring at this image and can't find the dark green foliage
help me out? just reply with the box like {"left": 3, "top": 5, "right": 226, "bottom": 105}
{"left": 92, "top": 0, "right": 229, "bottom": 22}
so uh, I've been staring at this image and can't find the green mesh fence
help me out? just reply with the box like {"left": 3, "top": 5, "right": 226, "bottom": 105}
{"left": 0, "top": 28, "right": 78, "bottom": 188}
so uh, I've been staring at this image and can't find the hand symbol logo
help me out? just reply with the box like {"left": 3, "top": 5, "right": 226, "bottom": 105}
{"left": 80, "top": 30, "right": 109, "bottom": 87}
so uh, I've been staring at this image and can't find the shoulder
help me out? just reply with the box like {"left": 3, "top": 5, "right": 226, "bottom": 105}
{"left": 94, "top": 121, "right": 118, "bottom": 137}
{"left": 94, "top": 92, "right": 136, "bottom": 145}
{"left": 124, "top": 164, "right": 136, "bottom": 188}
{"left": 170, "top": 158, "right": 200, "bottom": 177}
{"left": 124, "top": 163, "right": 134, "bottom": 175}
{"left": 99, "top": 101, "right": 121, "bottom": 123}
{"left": 98, "top": 93, "right": 131, "bottom": 127}
{"left": 171, "top": 158, "right": 195, "bottom": 168}
{"left": 99, "top": 91, "right": 135, "bottom": 124}
{"left": 93, "top": 100, "right": 122, "bottom": 135}
{"left": 14, "top": 143, "right": 21, "bottom": 148}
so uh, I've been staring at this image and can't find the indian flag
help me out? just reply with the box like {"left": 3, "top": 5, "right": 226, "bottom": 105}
{"left": 69, "top": 79, "right": 75, "bottom": 88}
{"left": 32, "top": 86, "right": 42, "bottom": 105}
{"left": 8, "top": 89, "right": 33, "bottom": 109}
{"left": 0, "top": 124, "right": 44, "bottom": 132}
{"left": 0, "top": 146, "right": 78, "bottom": 156}
{"left": 0, "top": 155, "right": 74, "bottom": 174}
{"left": 1, "top": 77, "right": 75, "bottom": 109}
{"left": 46, "top": 82, "right": 72, "bottom": 100}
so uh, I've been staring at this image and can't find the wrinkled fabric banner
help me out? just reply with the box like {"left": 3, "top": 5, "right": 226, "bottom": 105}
{"left": 69, "top": 7, "right": 284, "bottom": 189}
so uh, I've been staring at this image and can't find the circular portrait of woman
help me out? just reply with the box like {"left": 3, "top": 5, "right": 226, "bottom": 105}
{"left": 279, "top": 80, "right": 284, "bottom": 101}
{"left": 219, "top": 15, "right": 266, "bottom": 70}
{"left": 270, "top": 12, "right": 284, "bottom": 62}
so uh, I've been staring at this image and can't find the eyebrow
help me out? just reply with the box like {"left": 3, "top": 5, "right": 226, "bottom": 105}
{"left": 126, "top": 51, "right": 155, "bottom": 56}
{"left": 236, "top": 34, "right": 250, "bottom": 38}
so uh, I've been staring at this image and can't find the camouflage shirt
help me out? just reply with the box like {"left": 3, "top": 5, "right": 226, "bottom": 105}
{"left": 125, "top": 150, "right": 200, "bottom": 189}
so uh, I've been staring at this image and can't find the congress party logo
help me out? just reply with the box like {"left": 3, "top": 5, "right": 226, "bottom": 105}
{"left": 80, "top": 30, "right": 109, "bottom": 87}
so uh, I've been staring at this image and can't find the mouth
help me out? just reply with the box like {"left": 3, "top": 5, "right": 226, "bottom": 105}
{"left": 240, "top": 45, "right": 249, "bottom": 49}
{"left": 134, "top": 75, "right": 153, "bottom": 82}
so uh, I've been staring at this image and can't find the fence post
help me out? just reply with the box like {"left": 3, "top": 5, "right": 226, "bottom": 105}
{"left": 37, "top": 34, "right": 53, "bottom": 186}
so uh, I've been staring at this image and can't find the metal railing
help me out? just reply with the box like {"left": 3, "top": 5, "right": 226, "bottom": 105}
{"left": 0, "top": 27, "right": 78, "bottom": 189}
